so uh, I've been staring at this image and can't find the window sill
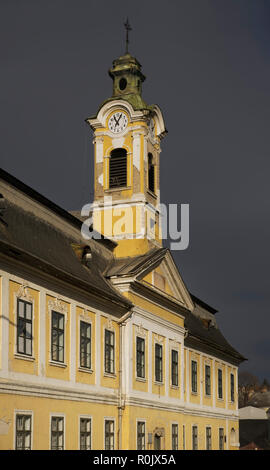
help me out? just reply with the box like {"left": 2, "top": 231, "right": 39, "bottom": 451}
{"left": 171, "top": 384, "right": 179, "bottom": 390}
{"left": 205, "top": 394, "right": 211, "bottom": 398}
{"left": 78, "top": 367, "right": 93, "bottom": 374}
{"left": 191, "top": 391, "right": 198, "bottom": 396}
{"left": 49, "top": 360, "right": 67, "bottom": 368}
{"left": 136, "top": 376, "right": 147, "bottom": 383}
{"left": 105, "top": 186, "right": 131, "bottom": 193}
{"left": 217, "top": 397, "right": 224, "bottom": 402}
{"left": 147, "top": 189, "right": 157, "bottom": 199}
{"left": 14, "top": 353, "right": 35, "bottom": 362}
{"left": 103, "top": 372, "right": 116, "bottom": 378}
{"left": 154, "top": 381, "right": 164, "bottom": 386}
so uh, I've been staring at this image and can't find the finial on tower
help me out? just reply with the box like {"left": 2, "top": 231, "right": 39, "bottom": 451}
{"left": 124, "top": 18, "right": 132, "bottom": 54}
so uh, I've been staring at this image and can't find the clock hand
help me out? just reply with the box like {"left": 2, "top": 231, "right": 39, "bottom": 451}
{"left": 115, "top": 113, "right": 122, "bottom": 125}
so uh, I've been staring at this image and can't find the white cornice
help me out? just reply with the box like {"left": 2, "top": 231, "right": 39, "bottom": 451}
{"left": 133, "top": 305, "right": 186, "bottom": 336}
{"left": 87, "top": 100, "right": 149, "bottom": 130}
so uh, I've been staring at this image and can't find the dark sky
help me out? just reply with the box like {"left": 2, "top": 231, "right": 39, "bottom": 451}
{"left": 1, "top": 0, "right": 269, "bottom": 381}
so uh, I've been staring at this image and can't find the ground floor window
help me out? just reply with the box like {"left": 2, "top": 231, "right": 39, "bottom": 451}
{"left": 137, "top": 421, "right": 145, "bottom": 450}
{"left": 219, "top": 428, "right": 224, "bottom": 450}
{"left": 51, "top": 416, "right": 64, "bottom": 450}
{"left": 105, "top": 420, "right": 114, "bottom": 450}
{"left": 172, "top": 424, "right": 178, "bottom": 450}
{"left": 192, "top": 425, "right": 198, "bottom": 450}
{"left": 80, "top": 418, "right": 91, "bottom": 450}
{"left": 15, "top": 414, "right": 31, "bottom": 450}
{"left": 206, "top": 427, "right": 212, "bottom": 450}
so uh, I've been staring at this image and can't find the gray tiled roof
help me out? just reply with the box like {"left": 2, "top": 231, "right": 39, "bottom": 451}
{"left": 0, "top": 199, "right": 131, "bottom": 309}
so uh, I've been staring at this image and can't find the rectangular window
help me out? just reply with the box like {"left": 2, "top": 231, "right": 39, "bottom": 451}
{"left": 191, "top": 360, "right": 197, "bottom": 393}
{"left": 137, "top": 421, "right": 145, "bottom": 450}
{"left": 192, "top": 425, "right": 198, "bottom": 450}
{"left": 80, "top": 321, "right": 91, "bottom": 369}
{"left": 105, "top": 420, "right": 114, "bottom": 450}
{"left": 15, "top": 414, "right": 31, "bottom": 450}
{"left": 205, "top": 365, "right": 211, "bottom": 396}
{"left": 136, "top": 337, "right": 145, "bottom": 378}
{"left": 218, "top": 369, "right": 223, "bottom": 399}
{"left": 171, "top": 350, "right": 179, "bottom": 386}
{"left": 219, "top": 428, "right": 224, "bottom": 450}
{"left": 80, "top": 418, "right": 91, "bottom": 450}
{"left": 105, "top": 330, "right": 115, "bottom": 374}
{"left": 155, "top": 343, "right": 163, "bottom": 383}
{"left": 230, "top": 373, "right": 235, "bottom": 402}
{"left": 206, "top": 427, "right": 212, "bottom": 450}
{"left": 51, "top": 416, "right": 64, "bottom": 450}
{"left": 172, "top": 424, "right": 178, "bottom": 450}
{"left": 51, "top": 311, "right": 64, "bottom": 363}
{"left": 109, "top": 148, "right": 127, "bottom": 188}
{"left": 17, "top": 299, "right": 32, "bottom": 356}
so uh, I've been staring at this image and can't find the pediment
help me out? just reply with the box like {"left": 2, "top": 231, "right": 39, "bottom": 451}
{"left": 138, "top": 250, "right": 194, "bottom": 312}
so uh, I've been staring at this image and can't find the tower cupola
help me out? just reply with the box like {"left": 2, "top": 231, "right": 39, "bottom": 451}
{"left": 109, "top": 53, "right": 146, "bottom": 98}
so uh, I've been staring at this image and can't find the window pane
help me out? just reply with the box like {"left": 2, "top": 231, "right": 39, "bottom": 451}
{"left": 18, "top": 300, "right": 25, "bottom": 317}
{"left": 26, "top": 303, "right": 32, "bottom": 320}
{"left": 18, "top": 336, "right": 24, "bottom": 353}
{"left": 58, "top": 315, "right": 64, "bottom": 330}
{"left": 25, "top": 322, "right": 32, "bottom": 337}
{"left": 58, "top": 331, "right": 64, "bottom": 348}
{"left": 26, "top": 339, "right": 32, "bottom": 355}
{"left": 52, "top": 313, "right": 58, "bottom": 328}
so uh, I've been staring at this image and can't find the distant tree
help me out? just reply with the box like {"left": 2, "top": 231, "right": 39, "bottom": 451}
{"left": 238, "top": 371, "right": 260, "bottom": 408}
{"left": 262, "top": 378, "right": 270, "bottom": 390}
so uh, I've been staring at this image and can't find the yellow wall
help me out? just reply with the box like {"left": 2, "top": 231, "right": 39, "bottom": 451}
{"left": 122, "top": 405, "right": 238, "bottom": 450}
{"left": 127, "top": 292, "right": 184, "bottom": 328}
{"left": 0, "top": 393, "right": 118, "bottom": 450}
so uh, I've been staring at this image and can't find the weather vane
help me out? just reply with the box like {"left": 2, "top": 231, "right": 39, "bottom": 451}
{"left": 124, "top": 17, "right": 132, "bottom": 54}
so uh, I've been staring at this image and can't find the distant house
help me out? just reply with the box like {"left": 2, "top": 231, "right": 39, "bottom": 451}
{"left": 239, "top": 406, "right": 270, "bottom": 450}
{"left": 247, "top": 391, "right": 270, "bottom": 412}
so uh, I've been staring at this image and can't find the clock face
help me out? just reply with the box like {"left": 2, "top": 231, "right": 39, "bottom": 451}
{"left": 108, "top": 112, "right": 128, "bottom": 134}
{"left": 149, "top": 118, "right": 155, "bottom": 138}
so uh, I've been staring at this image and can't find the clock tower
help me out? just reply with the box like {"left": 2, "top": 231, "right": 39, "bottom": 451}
{"left": 86, "top": 50, "right": 167, "bottom": 258}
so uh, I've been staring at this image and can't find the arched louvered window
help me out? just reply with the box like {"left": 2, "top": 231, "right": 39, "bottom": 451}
{"left": 148, "top": 153, "right": 155, "bottom": 193}
{"left": 109, "top": 148, "right": 127, "bottom": 188}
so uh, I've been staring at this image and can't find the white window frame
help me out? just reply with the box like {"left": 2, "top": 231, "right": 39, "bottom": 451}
{"left": 136, "top": 418, "right": 146, "bottom": 450}
{"left": 50, "top": 413, "right": 65, "bottom": 450}
{"left": 104, "top": 327, "right": 116, "bottom": 376}
{"left": 78, "top": 317, "right": 93, "bottom": 373}
{"left": 14, "top": 293, "right": 35, "bottom": 361}
{"left": 217, "top": 368, "right": 223, "bottom": 400}
{"left": 154, "top": 341, "right": 164, "bottom": 384}
{"left": 135, "top": 335, "right": 146, "bottom": 381}
{"left": 78, "top": 415, "right": 92, "bottom": 450}
{"left": 48, "top": 302, "right": 68, "bottom": 367}
{"left": 192, "top": 424, "right": 198, "bottom": 450}
{"left": 191, "top": 359, "right": 198, "bottom": 394}
{"left": 170, "top": 347, "right": 180, "bottom": 388}
{"left": 104, "top": 417, "right": 115, "bottom": 450}
{"left": 14, "top": 410, "right": 33, "bottom": 450}
{"left": 205, "top": 425, "right": 212, "bottom": 450}
{"left": 171, "top": 422, "right": 179, "bottom": 450}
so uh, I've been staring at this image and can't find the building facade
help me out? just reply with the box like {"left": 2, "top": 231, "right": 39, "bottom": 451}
{"left": 0, "top": 50, "right": 245, "bottom": 450}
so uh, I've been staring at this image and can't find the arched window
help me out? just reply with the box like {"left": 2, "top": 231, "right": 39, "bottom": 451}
{"left": 109, "top": 148, "right": 127, "bottom": 188}
{"left": 148, "top": 153, "right": 155, "bottom": 193}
